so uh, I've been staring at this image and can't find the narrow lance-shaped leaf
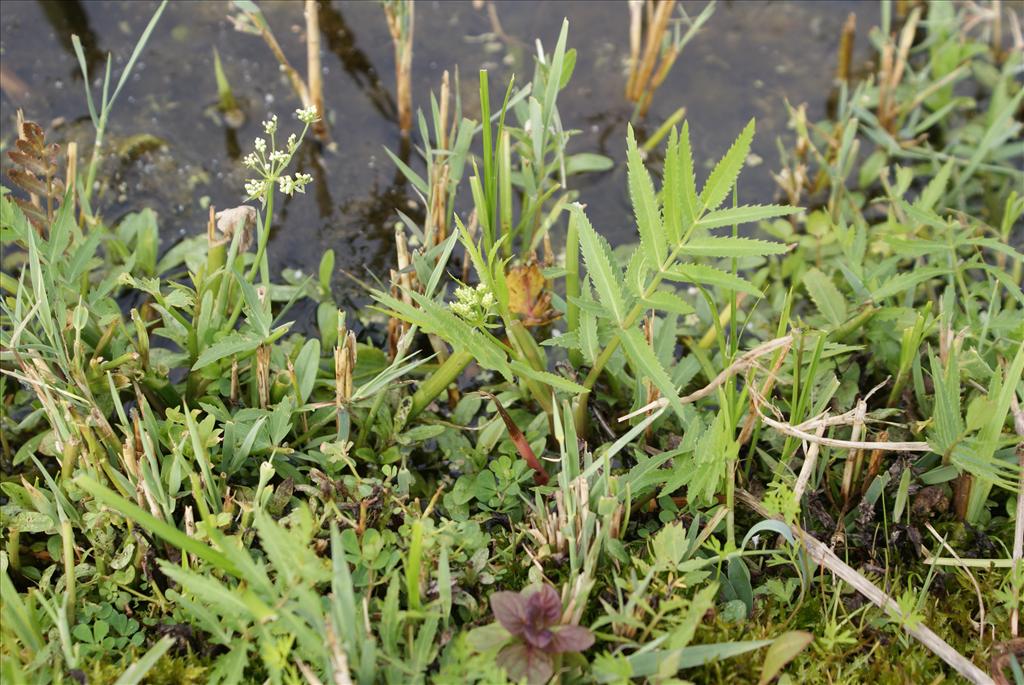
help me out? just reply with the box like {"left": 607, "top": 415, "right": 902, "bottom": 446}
{"left": 617, "top": 326, "right": 685, "bottom": 419}
{"left": 662, "top": 126, "right": 683, "bottom": 245}
{"left": 627, "top": 124, "right": 667, "bottom": 267}
{"left": 700, "top": 118, "right": 755, "bottom": 214}
{"left": 677, "top": 120, "right": 699, "bottom": 229}
{"left": 664, "top": 263, "right": 763, "bottom": 298}
{"left": 696, "top": 204, "right": 799, "bottom": 230}
{"left": 574, "top": 205, "right": 627, "bottom": 324}
{"left": 676, "top": 236, "right": 790, "bottom": 258}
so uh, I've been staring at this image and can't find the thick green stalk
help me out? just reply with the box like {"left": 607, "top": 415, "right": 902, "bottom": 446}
{"left": 224, "top": 193, "right": 275, "bottom": 334}
{"left": 409, "top": 349, "right": 475, "bottom": 421}
{"left": 508, "top": 320, "right": 553, "bottom": 415}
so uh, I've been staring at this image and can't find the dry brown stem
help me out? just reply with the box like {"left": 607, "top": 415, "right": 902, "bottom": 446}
{"left": 384, "top": 1, "right": 415, "bottom": 138}
{"left": 739, "top": 489, "right": 996, "bottom": 685}
{"left": 304, "top": 0, "right": 329, "bottom": 141}
{"left": 627, "top": 0, "right": 676, "bottom": 109}
{"left": 836, "top": 12, "right": 856, "bottom": 82}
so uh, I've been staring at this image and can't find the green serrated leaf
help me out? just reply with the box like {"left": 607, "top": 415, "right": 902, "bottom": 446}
{"left": 575, "top": 205, "right": 626, "bottom": 324}
{"left": 617, "top": 326, "right": 685, "bottom": 419}
{"left": 871, "top": 266, "right": 948, "bottom": 301}
{"left": 696, "top": 204, "right": 799, "bottom": 230}
{"left": 802, "top": 267, "right": 848, "bottom": 326}
{"left": 677, "top": 121, "right": 699, "bottom": 228}
{"left": 642, "top": 290, "right": 695, "bottom": 315}
{"left": 699, "top": 119, "right": 755, "bottom": 214}
{"left": 663, "top": 127, "right": 683, "bottom": 245}
{"left": 664, "top": 264, "right": 762, "bottom": 297}
{"left": 627, "top": 124, "right": 667, "bottom": 267}
{"left": 677, "top": 236, "right": 789, "bottom": 259}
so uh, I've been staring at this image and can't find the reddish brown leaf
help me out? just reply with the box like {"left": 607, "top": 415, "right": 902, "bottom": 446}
{"left": 479, "top": 391, "right": 548, "bottom": 485}
{"left": 496, "top": 642, "right": 553, "bottom": 685}
{"left": 548, "top": 625, "right": 595, "bottom": 653}
{"left": 490, "top": 591, "right": 529, "bottom": 635}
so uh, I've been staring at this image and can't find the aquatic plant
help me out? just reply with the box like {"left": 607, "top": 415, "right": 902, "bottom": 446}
{"left": 1, "top": 3, "right": 1023, "bottom": 685}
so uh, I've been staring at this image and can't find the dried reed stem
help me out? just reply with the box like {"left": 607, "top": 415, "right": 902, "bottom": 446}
{"left": 739, "top": 489, "right": 997, "bottom": 685}
{"left": 836, "top": 12, "right": 856, "bottom": 82}
{"left": 384, "top": 1, "right": 415, "bottom": 138}
{"left": 628, "top": 0, "right": 675, "bottom": 103}
{"left": 625, "top": 0, "right": 644, "bottom": 99}
{"left": 793, "top": 423, "right": 826, "bottom": 503}
{"left": 840, "top": 399, "right": 868, "bottom": 505}
{"left": 305, "top": 0, "right": 329, "bottom": 141}
{"left": 65, "top": 141, "right": 77, "bottom": 219}
{"left": 750, "top": 396, "right": 931, "bottom": 452}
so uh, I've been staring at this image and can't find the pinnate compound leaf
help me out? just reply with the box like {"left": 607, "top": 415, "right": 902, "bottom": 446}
{"left": 802, "top": 267, "right": 848, "bottom": 326}
{"left": 700, "top": 118, "right": 755, "bottom": 214}
{"left": 574, "top": 206, "right": 627, "bottom": 324}
{"left": 626, "top": 124, "right": 667, "bottom": 267}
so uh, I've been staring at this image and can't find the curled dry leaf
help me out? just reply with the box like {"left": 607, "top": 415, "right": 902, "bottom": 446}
{"left": 507, "top": 261, "right": 559, "bottom": 326}
{"left": 215, "top": 205, "right": 258, "bottom": 251}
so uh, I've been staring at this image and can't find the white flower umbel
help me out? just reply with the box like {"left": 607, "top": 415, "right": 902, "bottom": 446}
{"left": 241, "top": 108, "right": 321, "bottom": 207}
{"left": 233, "top": 107, "right": 324, "bottom": 305}
{"left": 451, "top": 283, "right": 497, "bottom": 328}
{"left": 296, "top": 105, "right": 319, "bottom": 125}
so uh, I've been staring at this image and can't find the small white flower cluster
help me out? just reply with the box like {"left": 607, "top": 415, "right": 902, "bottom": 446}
{"left": 296, "top": 105, "right": 320, "bottom": 125}
{"left": 241, "top": 109, "right": 319, "bottom": 205}
{"left": 450, "top": 283, "right": 497, "bottom": 326}
{"left": 277, "top": 173, "right": 313, "bottom": 196}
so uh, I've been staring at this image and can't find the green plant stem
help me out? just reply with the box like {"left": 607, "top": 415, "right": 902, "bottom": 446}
{"left": 565, "top": 210, "right": 581, "bottom": 367}
{"left": 573, "top": 240, "right": 688, "bottom": 433}
{"left": 224, "top": 194, "right": 275, "bottom": 334}
{"left": 409, "top": 349, "right": 475, "bottom": 421}
{"left": 61, "top": 519, "right": 76, "bottom": 625}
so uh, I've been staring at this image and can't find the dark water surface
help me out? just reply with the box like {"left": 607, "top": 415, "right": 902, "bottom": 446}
{"left": 2, "top": 0, "right": 870, "bottom": 306}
